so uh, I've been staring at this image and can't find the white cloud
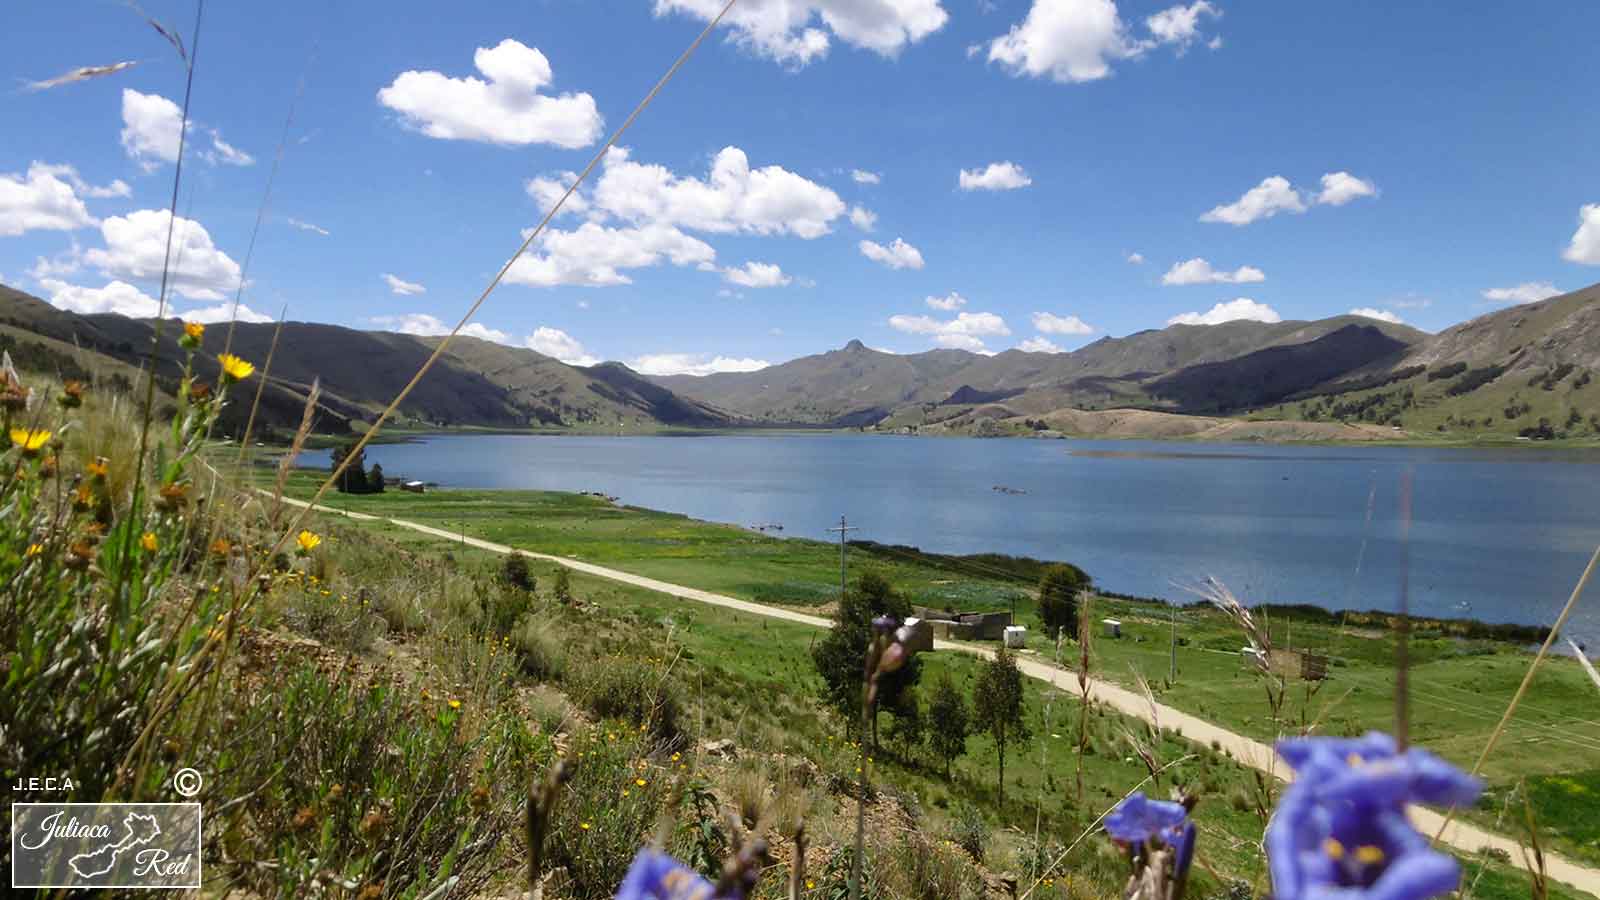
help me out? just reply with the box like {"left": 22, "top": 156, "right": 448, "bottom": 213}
{"left": 1160, "top": 257, "right": 1266, "bottom": 285}
{"left": 653, "top": 0, "right": 948, "bottom": 67}
{"left": 1018, "top": 336, "right": 1064, "bottom": 353}
{"left": 377, "top": 39, "right": 602, "bottom": 148}
{"left": 1315, "top": 171, "right": 1377, "bottom": 207}
{"left": 848, "top": 205, "right": 877, "bottom": 231}
{"left": 525, "top": 171, "right": 591, "bottom": 218}
{"left": 987, "top": 0, "right": 1136, "bottom": 83}
{"left": 383, "top": 273, "right": 427, "bottom": 295}
{"left": 889, "top": 310, "right": 1009, "bottom": 351}
{"left": 1348, "top": 307, "right": 1404, "bottom": 325}
{"left": 1144, "top": 1, "right": 1219, "bottom": 52}
{"left": 958, "top": 161, "right": 1032, "bottom": 191}
{"left": 1126, "top": 251, "right": 1144, "bottom": 264}
{"left": 29, "top": 163, "right": 130, "bottom": 200}
{"left": 985, "top": 0, "right": 1218, "bottom": 83}
{"left": 1200, "top": 176, "right": 1306, "bottom": 225}
{"left": 0, "top": 163, "right": 97, "bottom": 236}
{"left": 1167, "top": 297, "right": 1282, "bottom": 326}
{"left": 851, "top": 169, "right": 881, "bottom": 185}
{"left": 925, "top": 292, "right": 967, "bottom": 311}
{"left": 507, "top": 222, "right": 716, "bottom": 288}
{"left": 1482, "top": 282, "right": 1561, "bottom": 305}
{"left": 38, "top": 278, "right": 160, "bottom": 318}
{"left": 525, "top": 326, "right": 600, "bottom": 365}
{"left": 592, "top": 146, "right": 846, "bottom": 239}
{"left": 202, "top": 132, "right": 255, "bottom": 167}
{"left": 859, "top": 237, "right": 924, "bottom": 270}
{"left": 629, "top": 352, "right": 770, "bottom": 377}
{"left": 183, "top": 302, "right": 275, "bottom": 324}
{"left": 723, "top": 261, "right": 792, "bottom": 288}
{"left": 119, "top": 89, "right": 250, "bottom": 171}
{"left": 1563, "top": 204, "right": 1600, "bottom": 265}
{"left": 1031, "top": 311, "right": 1095, "bottom": 334}
{"left": 84, "top": 209, "right": 242, "bottom": 300}
{"left": 374, "top": 312, "right": 512, "bottom": 344}
{"left": 120, "top": 89, "right": 182, "bottom": 171}
{"left": 285, "top": 217, "right": 329, "bottom": 236}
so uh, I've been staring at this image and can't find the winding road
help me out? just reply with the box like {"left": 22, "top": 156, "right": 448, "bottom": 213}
{"left": 273, "top": 492, "right": 1599, "bottom": 897}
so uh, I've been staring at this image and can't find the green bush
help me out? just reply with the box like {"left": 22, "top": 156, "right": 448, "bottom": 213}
{"left": 568, "top": 654, "right": 683, "bottom": 742}
{"left": 513, "top": 617, "right": 569, "bottom": 682}
{"left": 950, "top": 804, "right": 989, "bottom": 863}
{"left": 543, "top": 729, "right": 671, "bottom": 899}
{"left": 208, "top": 662, "right": 538, "bottom": 897}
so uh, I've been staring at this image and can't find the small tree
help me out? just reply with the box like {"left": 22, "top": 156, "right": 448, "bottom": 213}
{"left": 553, "top": 567, "right": 572, "bottom": 604}
{"left": 926, "top": 673, "right": 971, "bottom": 778}
{"left": 973, "top": 647, "right": 1030, "bottom": 805}
{"left": 1037, "top": 564, "right": 1088, "bottom": 640}
{"left": 368, "top": 462, "right": 386, "bottom": 493}
{"left": 810, "top": 571, "right": 919, "bottom": 743}
{"left": 886, "top": 688, "right": 924, "bottom": 761}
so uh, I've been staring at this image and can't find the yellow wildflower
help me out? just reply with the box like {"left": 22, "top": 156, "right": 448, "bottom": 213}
{"left": 217, "top": 353, "right": 255, "bottom": 382}
{"left": 210, "top": 538, "right": 232, "bottom": 557}
{"left": 10, "top": 428, "right": 51, "bottom": 454}
{"left": 183, "top": 321, "right": 205, "bottom": 341}
{"left": 580, "top": 822, "right": 591, "bottom": 831}
{"left": 86, "top": 457, "right": 109, "bottom": 478}
{"left": 25, "top": 543, "right": 43, "bottom": 557}
{"left": 296, "top": 530, "right": 322, "bottom": 553}
{"left": 141, "top": 532, "right": 159, "bottom": 552}
{"left": 634, "top": 778, "right": 646, "bottom": 787}
{"left": 448, "top": 699, "right": 462, "bottom": 710}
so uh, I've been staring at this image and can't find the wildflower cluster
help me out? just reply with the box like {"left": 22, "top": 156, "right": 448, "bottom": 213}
{"left": 1105, "top": 792, "right": 1197, "bottom": 900}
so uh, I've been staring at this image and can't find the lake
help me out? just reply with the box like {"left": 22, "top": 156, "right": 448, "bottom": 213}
{"left": 302, "top": 433, "right": 1600, "bottom": 631}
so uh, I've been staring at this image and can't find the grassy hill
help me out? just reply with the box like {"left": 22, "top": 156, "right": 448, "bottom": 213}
{"left": 652, "top": 317, "right": 1430, "bottom": 427}
{"left": 0, "top": 283, "right": 738, "bottom": 436}
{"left": 1237, "top": 283, "right": 1600, "bottom": 440}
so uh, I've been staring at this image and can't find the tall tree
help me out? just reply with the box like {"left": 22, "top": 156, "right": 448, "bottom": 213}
{"left": 330, "top": 442, "right": 368, "bottom": 494}
{"left": 1036, "top": 564, "right": 1088, "bottom": 640}
{"left": 972, "top": 648, "right": 1030, "bottom": 804}
{"left": 926, "top": 673, "right": 971, "bottom": 778}
{"left": 367, "top": 462, "right": 386, "bottom": 493}
{"left": 811, "top": 571, "right": 919, "bottom": 743}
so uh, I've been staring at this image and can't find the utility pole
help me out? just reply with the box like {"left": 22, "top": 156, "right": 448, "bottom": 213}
{"left": 827, "top": 515, "right": 858, "bottom": 600}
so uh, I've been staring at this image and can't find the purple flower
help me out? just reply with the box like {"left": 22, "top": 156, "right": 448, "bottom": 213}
{"left": 1106, "top": 792, "right": 1196, "bottom": 875}
{"left": 1267, "top": 733, "right": 1482, "bottom": 900}
{"left": 614, "top": 849, "right": 724, "bottom": 900}
{"left": 872, "top": 614, "right": 899, "bottom": 634}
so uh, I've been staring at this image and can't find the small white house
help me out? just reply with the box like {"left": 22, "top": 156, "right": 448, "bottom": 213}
{"left": 1102, "top": 618, "right": 1122, "bottom": 639}
{"left": 1003, "top": 625, "right": 1028, "bottom": 649}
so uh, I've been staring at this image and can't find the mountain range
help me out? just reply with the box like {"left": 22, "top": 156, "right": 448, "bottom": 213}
{"left": 4, "top": 280, "right": 1598, "bottom": 442}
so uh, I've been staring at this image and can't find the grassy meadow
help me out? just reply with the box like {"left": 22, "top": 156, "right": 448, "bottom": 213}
{"left": 272, "top": 468, "right": 1600, "bottom": 874}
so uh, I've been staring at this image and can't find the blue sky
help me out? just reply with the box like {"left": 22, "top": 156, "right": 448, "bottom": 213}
{"left": 3, "top": 0, "right": 1598, "bottom": 374}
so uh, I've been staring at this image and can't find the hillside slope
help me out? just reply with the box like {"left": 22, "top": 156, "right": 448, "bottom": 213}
{"left": 0, "top": 284, "right": 737, "bottom": 434}
{"left": 656, "top": 316, "right": 1428, "bottom": 426}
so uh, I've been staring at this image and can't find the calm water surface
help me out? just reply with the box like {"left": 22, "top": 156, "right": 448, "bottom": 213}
{"left": 305, "top": 434, "right": 1600, "bottom": 630}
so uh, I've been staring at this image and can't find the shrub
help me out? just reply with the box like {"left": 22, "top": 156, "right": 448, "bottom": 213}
{"left": 568, "top": 654, "right": 683, "bottom": 742}
{"left": 208, "top": 662, "right": 536, "bottom": 898}
{"left": 501, "top": 551, "right": 536, "bottom": 592}
{"left": 950, "top": 804, "right": 990, "bottom": 863}
{"left": 513, "top": 617, "right": 569, "bottom": 682}
{"left": 542, "top": 729, "right": 671, "bottom": 899}
{"left": 883, "top": 833, "right": 987, "bottom": 900}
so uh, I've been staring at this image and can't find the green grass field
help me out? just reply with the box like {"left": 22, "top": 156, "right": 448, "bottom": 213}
{"left": 276, "top": 467, "right": 1600, "bottom": 873}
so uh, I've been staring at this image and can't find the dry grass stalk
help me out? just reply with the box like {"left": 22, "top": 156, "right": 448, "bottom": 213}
{"left": 235, "top": 308, "right": 287, "bottom": 474}
{"left": 271, "top": 377, "right": 319, "bottom": 527}
{"left": 1076, "top": 589, "right": 1093, "bottom": 803}
{"left": 1570, "top": 638, "right": 1600, "bottom": 694}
